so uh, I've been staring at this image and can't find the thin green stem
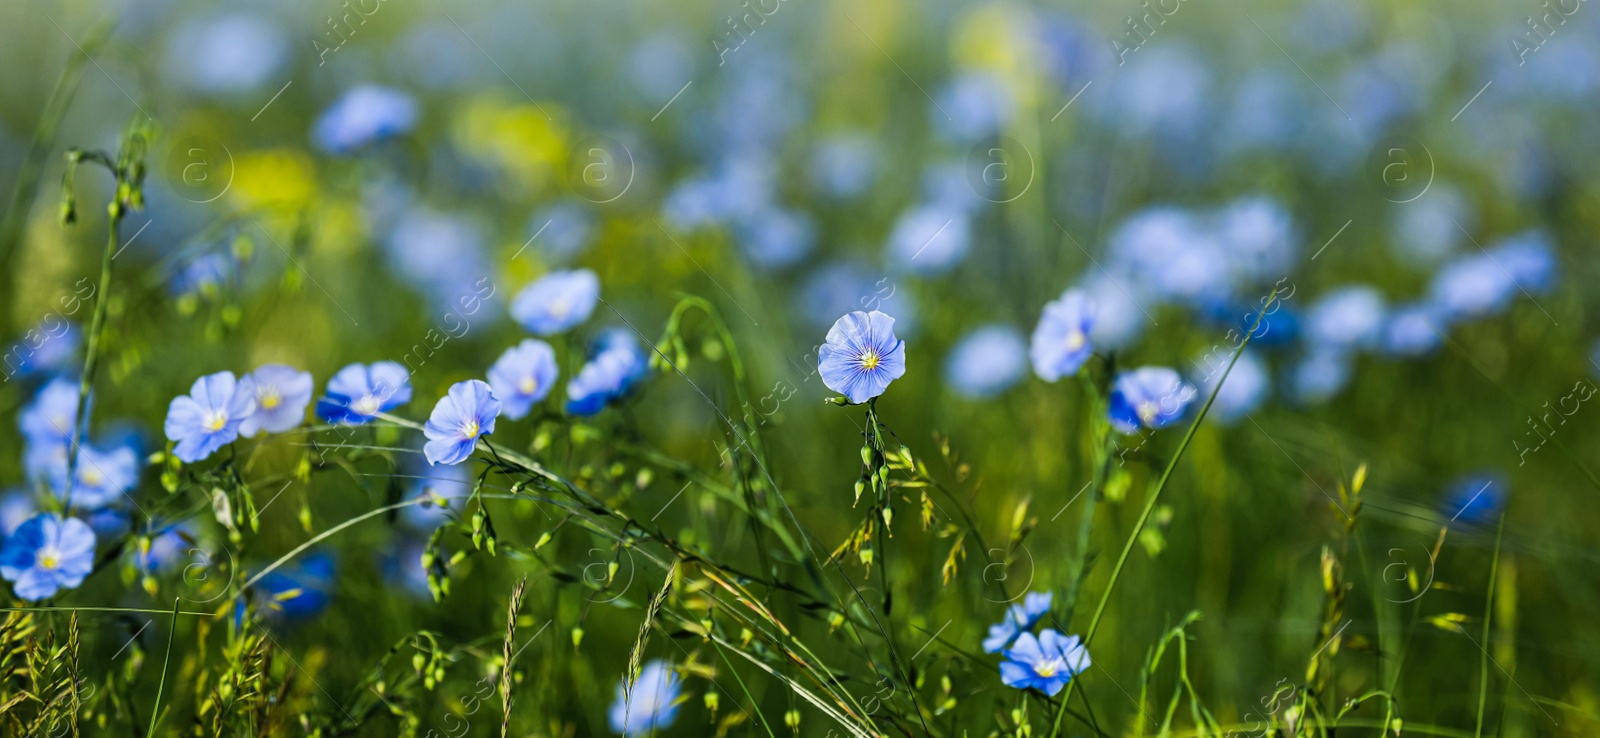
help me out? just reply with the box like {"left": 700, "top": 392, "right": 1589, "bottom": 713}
{"left": 1474, "top": 512, "right": 1506, "bottom": 738}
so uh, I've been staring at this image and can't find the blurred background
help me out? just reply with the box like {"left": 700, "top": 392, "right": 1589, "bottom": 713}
{"left": 1, "top": 0, "right": 1598, "bottom": 734}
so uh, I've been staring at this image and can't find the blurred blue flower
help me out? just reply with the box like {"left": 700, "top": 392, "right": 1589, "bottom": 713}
{"left": 529, "top": 201, "right": 594, "bottom": 264}
{"left": 567, "top": 329, "right": 650, "bottom": 416}
{"left": 317, "top": 362, "right": 413, "bottom": 425}
{"left": 737, "top": 207, "right": 815, "bottom": 270}
{"left": 628, "top": 32, "right": 695, "bottom": 103}
{"left": 384, "top": 539, "right": 432, "bottom": 598}
{"left": 170, "top": 253, "right": 232, "bottom": 299}
{"left": 254, "top": 552, "right": 335, "bottom": 621}
{"left": 19, "top": 378, "right": 80, "bottom": 447}
{"left": 423, "top": 380, "right": 500, "bottom": 466}
{"left": 934, "top": 71, "right": 1015, "bottom": 143}
{"left": 1390, "top": 185, "right": 1471, "bottom": 266}
{"left": 1030, "top": 290, "right": 1096, "bottom": 382}
{"left": 0, "top": 492, "right": 33, "bottom": 537}
{"left": 86, "top": 508, "right": 129, "bottom": 539}
{"left": 609, "top": 659, "right": 681, "bottom": 736}
{"left": 511, "top": 269, "right": 600, "bottom": 336}
{"left": 982, "top": 591, "right": 1053, "bottom": 653}
{"left": 810, "top": 133, "right": 880, "bottom": 200}
{"left": 382, "top": 210, "right": 490, "bottom": 310}
{"left": 402, "top": 463, "right": 472, "bottom": 530}
{"left": 1107, "top": 206, "right": 1228, "bottom": 305}
{"left": 1382, "top": 303, "right": 1446, "bottom": 357}
{"left": 49, "top": 444, "right": 138, "bottom": 510}
{"left": 1428, "top": 253, "right": 1516, "bottom": 321}
{"left": 0, "top": 514, "right": 95, "bottom": 601}
{"left": 138, "top": 524, "right": 191, "bottom": 574}
{"left": 1305, "top": 286, "right": 1386, "bottom": 351}
{"left": 798, "top": 261, "right": 904, "bottom": 331}
{"left": 1290, "top": 349, "right": 1352, "bottom": 404}
{"left": 1079, "top": 271, "right": 1149, "bottom": 350}
{"left": 1489, "top": 230, "right": 1556, "bottom": 293}
{"left": 164, "top": 371, "right": 257, "bottom": 463}
{"left": 887, "top": 204, "right": 971, "bottom": 275}
{"left": 165, "top": 12, "right": 289, "bottom": 95}
{"left": 1196, "top": 349, "right": 1268, "bottom": 424}
{"left": 1095, "top": 45, "right": 1211, "bottom": 138}
{"left": 313, "top": 85, "right": 419, "bottom": 154}
{"left": 488, "top": 339, "right": 559, "bottom": 420}
{"left": 946, "top": 324, "right": 1027, "bottom": 399}
{"left": 240, "top": 364, "right": 313, "bottom": 437}
{"left": 1214, "top": 196, "right": 1296, "bottom": 281}
{"left": 819, "top": 311, "right": 907, "bottom": 404}
{"left": 1000, "top": 629, "right": 1090, "bottom": 697}
{"left": 1224, "top": 69, "right": 1304, "bottom": 150}
{"left": 1443, "top": 473, "right": 1504, "bottom": 526}
{"left": 4, "top": 322, "right": 78, "bottom": 380}
{"left": 1109, "top": 367, "right": 1196, "bottom": 434}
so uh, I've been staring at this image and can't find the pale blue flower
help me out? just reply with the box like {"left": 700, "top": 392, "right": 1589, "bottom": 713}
{"left": 487, "top": 339, "right": 559, "bottom": 420}
{"left": 887, "top": 204, "right": 971, "bottom": 275}
{"left": 946, "top": 325, "right": 1027, "bottom": 398}
{"left": 511, "top": 269, "right": 600, "bottom": 336}
{"left": 423, "top": 380, "right": 500, "bottom": 466}
{"left": 0, "top": 492, "right": 33, "bottom": 537}
{"left": 1429, "top": 253, "right": 1515, "bottom": 320}
{"left": 317, "top": 362, "right": 412, "bottom": 425}
{"left": 19, "top": 378, "right": 80, "bottom": 447}
{"left": 1305, "top": 286, "right": 1387, "bottom": 351}
{"left": 165, "top": 12, "right": 289, "bottom": 95}
{"left": 1195, "top": 349, "right": 1268, "bottom": 424}
{"left": 0, "top": 514, "right": 95, "bottom": 601}
{"left": 1030, "top": 290, "right": 1096, "bottom": 382}
{"left": 1213, "top": 196, "right": 1296, "bottom": 281}
{"left": 566, "top": 330, "right": 650, "bottom": 416}
{"left": 810, "top": 133, "right": 880, "bottom": 199}
{"left": 1109, "top": 367, "right": 1196, "bottom": 434}
{"left": 529, "top": 201, "right": 593, "bottom": 263}
{"left": 240, "top": 364, "right": 314, "bottom": 437}
{"left": 737, "top": 207, "right": 815, "bottom": 270}
{"left": 608, "top": 659, "right": 681, "bottom": 736}
{"left": 401, "top": 463, "right": 472, "bottom": 530}
{"left": 818, "top": 311, "right": 907, "bottom": 404}
{"left": 1382, "top": 303, "right": 1446, "bottom": 357}
{"left": 1000, "top": 629, "right": 1090, "bottom": 697}
{"left": 313, "top": 85, "right": 419, "bottom": 154}
{"left": 1290, "top": 349, "right": 1352, "bottom": 404}
{"left": 1108, "top": 206, "right": 1228, "bottom": 305}
{"left": 934, "top": 71, "right": 1015, "bottom": 143}
{"left": 983, "top": 591, "right": 1053, "bottom": 653}
{"left": 50, "top": 444, "right": 139, "bottom": 509}
{"left": 1391, "top": 185, "right": 1470, "bottom": 265}
{"left": 164, "top": 372, "right": 257, "bottom": 463}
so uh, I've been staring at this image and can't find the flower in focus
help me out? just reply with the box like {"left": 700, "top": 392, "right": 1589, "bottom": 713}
{"left": 19, "top": 378, "right": 80, "bottom": 447}
{"left": 487, "top": 339, "right": 559, "bottom": 420}
{"left": 0, "top": 514, "right": 96, "bottom": 601}
{"left": 317, "top": 362, "right": 413, "bottom": 425}
{"left": 240, "top": 364, "right": 314, "bottom": 437}
{"left": 818, "top": 311, "right": 907, "bottom": 404}
{"left": 510, "top": 269, "right": 600, "bottom": 336}
{"left": 608, "top": 659, "right": 682, "bottom": 736}
{"left": 566, "top": 329, "right": 650, "bottom": 416}
{"left": 164, "top": 371, "right": 257, "bottom": 463}
{"left": 946, "top": 324, "right": 1027, "bottom": 398}
{"left": 1000, "top": 629, "right": 1090, "bottom": 696}
{"left": 423, "top": 380, "right": 501, "bottom": 466}
{"left": 313, "top": 85, "right": 419, "bottom": 154}
{"left": 1196, "top": 349, "right": 1269, "bottom": 424}
{"left": 1108, "top": 367, "right": 1196, "bottom": 434}
{"left": 1030, "top": 289, "right": 1096, "bottom": 382}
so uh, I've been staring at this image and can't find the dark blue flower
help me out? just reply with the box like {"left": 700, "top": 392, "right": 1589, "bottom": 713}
{"left": 1444, "top": 473, "right": 1505, "bottom": 526}
{"left": 608, "top": 659, "right": 681, "bottom": 736}
{"left": 1109, "top": 367, "right": 1196, "bottom": 434}
{"left": 487, "top": 339, "right": 559, "bottom": 420}
{"left": 317, "top": 361, "right": 412, "bottom": 425}
{"left": 1000, "top": 629, "right": 1090, "bottom": 696}
{"left": 1030, "top": 290, "right": 1096, "bottom": 382}
{"left": 0, "top": 514, "right": 96, "bottom": 601}
{"left": 818, "top": 311, "right": 907, "bottom": 404}
{"left": 510, "top": 269, "right": 600, "bottom": 336}
{"left": 164, "top": 372, "right": 257, "bottom": 463}
{"left": 240, "top": 364, "right": 314, "bottom": 437}
{"left": 254, "top": 553, "right": 336, "bottom": 621}
{"left": 423, "top": 380, "right": 501, "bottom": 466}
{"left": 566, "top": 330, "right": 649, "bottom": 416}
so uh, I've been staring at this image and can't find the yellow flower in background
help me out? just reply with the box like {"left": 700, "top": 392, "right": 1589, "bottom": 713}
{"left": 952, "top": 4, "right": 1044, "bottom": 108}
{"left": 452, "top": 95, "right": 570, "bottom": 195}
{"left": 311, "top": 199, "right": 366, "bottom": 258}
{"left": 230, "top": 149, "right": 317, "bottom": 208}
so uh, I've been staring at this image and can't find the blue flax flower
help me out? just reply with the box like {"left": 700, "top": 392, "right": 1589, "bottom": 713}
{"left": 983, "top": 591, "right": 1053, "bottom": 653}
{"left": 487, "top": 339, "right": 559, "bottom": 420}
{"left": 1109, "top": 367, "right": 1196, "bottom": 434}
{"left": 50, "top": 444, "right": 139, "bottom": 509}
{"left": 566, "top": 330, "right": 649, "bottom": 416}
{"left": 317, "top": 362, "right": 412, "bottom": 425}
{"left": 818, "top": 311, "right": 907, "bottom": 404}
{"left": 1195, "top": 349, "right": 1268, "bottom": 425}
{"left": 946, "top": 324, "right": 1027, "bottom": 399}
{"left": 1444, "top": 473, "right": 1505, "bottom": 526}
{"left": 423, "top": 380, "right": 501, "bottom": 466}
{"left": 1030, "top": 289, "right": 1097, "bottom": 381}
{"left": 510, "top": 269, "right": 600, "bottom": 336}
{"left": 254, "top": 552, "right": 336, "bottom": 621}
{"left": 0, "top": 514, "right": 96, "bottom": 601}
{"left": 164, "top": 371, "right": 257, "bottom": 463}
{"left": 312, "top": 85, "right": 419, "bottom": 154}
{"left": 1001, "top": 629, "right": 1091, "bottom": 696}
{"left": 608, "top": 659, "right": 682, "bottom": 736}
{"left": 240, "top": 364, "right": 314, "bottom": 437}
{"left": 19, "top": 378, "right": 80, "bottom": 447}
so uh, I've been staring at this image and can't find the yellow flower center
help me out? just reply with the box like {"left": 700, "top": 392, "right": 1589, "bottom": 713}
{"left": 259, "top": 385, "right": 282, "bottom": 410}
{"left": 204, "top": 410, "right": 230, "bottom": 432}
{"left": 1035, "top": 658, "right": 1063, "bottom": 678}
{"left": 549, "top": 297, "right": 571, "bottom": 317}
{"left": 519, "top": 376, "right": 538, "bottom": 395}
{"left": 81, "top": 468, "right": 103, "bottom": 487}
{"left": 1137, "top": 401, "right": 1160, "bottom": 425}
{"left": 1064, "top": 331, "right": 1085, "bottom": 351}
{"left": 352, "top": 395, "right": 382, "bottom": 416}
{"left": 37, "top": 549, "right": 60, "bottom": 570}
{"left": 859, "top": 349, "right": 881, "bottom": 371}
{"left": 459, "top": 420, "right": 480, "bottom": 439}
